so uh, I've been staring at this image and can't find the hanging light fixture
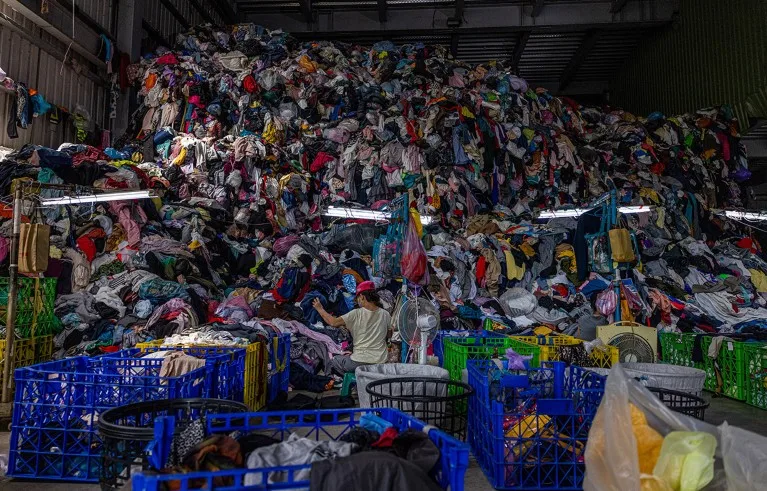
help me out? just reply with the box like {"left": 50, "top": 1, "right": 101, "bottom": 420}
{"left": 40, "top": 189, "right": 156, "bottom": 206}
{"left": 323, "top": 206, "right": 434, "bottom": 225}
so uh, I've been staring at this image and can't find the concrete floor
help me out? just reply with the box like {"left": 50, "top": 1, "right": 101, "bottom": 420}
{"left": 0, "top": 393, "right": 763, "bottom": 491}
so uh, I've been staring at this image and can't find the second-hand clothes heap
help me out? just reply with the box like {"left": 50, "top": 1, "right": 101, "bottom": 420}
{"left": 0, "top": 23, "right": 764, "bottom": 388}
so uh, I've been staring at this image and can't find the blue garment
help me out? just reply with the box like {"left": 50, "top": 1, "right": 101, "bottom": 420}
{"left": 360, "top": 413, "right": 393, "bottom": 434}
{"left": 301, "top": 291, "right": 328, "bottom": 325}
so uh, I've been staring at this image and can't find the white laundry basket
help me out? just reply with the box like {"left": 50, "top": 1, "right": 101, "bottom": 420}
{"left": 588, "top": 363, "right": 706, "bottom": 395}
{"left": 355, "top": 363, "right": 449, "bottom": 408}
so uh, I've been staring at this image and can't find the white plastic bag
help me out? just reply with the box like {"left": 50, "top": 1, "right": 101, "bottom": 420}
{"left": 584, "top": 363, "right": 767, "bottom": 491}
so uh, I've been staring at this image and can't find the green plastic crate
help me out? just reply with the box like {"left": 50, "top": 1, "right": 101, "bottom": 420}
{"left": 442, "top": 336, "right": 515, "bottom": 381}
{"left": 0, "top": 278, "right": 58, "bottom": 337}
{"left": 700, "top": 336, "right": 747, "bottom": 400}
{"left": 659, "top": 332, "right": 750, "bottom": 400}
{"left": 658, "top": 332, "right": 702, "bottom": 369}
{"left": 744, "top": 343, "right": 767, "bottom": 410}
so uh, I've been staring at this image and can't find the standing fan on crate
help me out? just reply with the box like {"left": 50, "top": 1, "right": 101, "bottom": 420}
{"left": 598, "top": 321, "right": 657, "bottom": 363}
{"left": 393, "top": 284, "right": 440, "bottom": 364}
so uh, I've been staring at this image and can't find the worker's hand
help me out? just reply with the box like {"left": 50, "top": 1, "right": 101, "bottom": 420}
{"left": 312, "top": 298, "right": 323, "bottom": 311}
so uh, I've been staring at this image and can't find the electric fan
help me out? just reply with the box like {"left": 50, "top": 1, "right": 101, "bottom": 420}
{"left": 597, "top": 322, "right": 658, "bottom": 363}
{"left": 392, "top": 287, "right": 440, "bottom": 364}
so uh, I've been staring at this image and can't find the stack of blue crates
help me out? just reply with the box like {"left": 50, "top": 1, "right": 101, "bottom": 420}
{"left": 267, "top": 333, "right": 291, "bottom": 403}
{"left": 467, "top": 360, "right": 606, "bottom": 490}
{"left": 7, "top": 356, "right": 208, "bottom": 482}
{"left": 103, "top": 346, "right": 247, "bottom": 402}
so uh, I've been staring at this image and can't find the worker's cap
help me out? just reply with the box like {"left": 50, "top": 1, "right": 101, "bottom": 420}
{"left": 355, "top": 281, "right": 376, "bottom": 295}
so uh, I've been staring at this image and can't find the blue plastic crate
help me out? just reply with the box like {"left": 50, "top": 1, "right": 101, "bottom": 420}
{"left": 8, "top": 356, "right": 208, "bottom": 482}
{"left": 267, "top": 333, "right": 291, "bottom": 403}
{"left": 102, "top": 347, "right": 246, "bottom": 402}
{"left": 133, "top": 407, "right": 470, "bottom": 491}
{"left": 467, "top": 360, "right": 606, "bottom": 490}
{"left": 432, "top": 330, "right": 507, "bottom": 366}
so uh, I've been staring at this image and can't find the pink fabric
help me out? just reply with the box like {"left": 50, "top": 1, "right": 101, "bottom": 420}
{"left": 110, "top": 200, "right": 147, "bottom": 247}
{"left": 284, "top": 320, "right": 344, "bottom": 355}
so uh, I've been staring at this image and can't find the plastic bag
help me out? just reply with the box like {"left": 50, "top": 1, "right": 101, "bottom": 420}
{"left": 584, "top": 364, "right": 767, "bottom": 491}
{"left": 505, "top": 347, "right": 533, "bottom": 370}
{"left": 400, "top": 218, "right": 428, "bottom": 285}
{"left": 653, "top": 431, "right": 716, "bottom": 491}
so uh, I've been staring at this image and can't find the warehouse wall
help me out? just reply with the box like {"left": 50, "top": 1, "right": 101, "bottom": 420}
{"left": 610, "top": 0, "right": 767, "bottom": 130}
{"left": 0, "top": 3, "right": 107, "bottom": 150}
{"left": 143, "top": 0, "right": 228, "bottom": 44}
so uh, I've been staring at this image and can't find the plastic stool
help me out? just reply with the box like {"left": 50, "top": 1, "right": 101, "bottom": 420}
{"left": 340, "top": 373, "right": 356, "bottom": 397}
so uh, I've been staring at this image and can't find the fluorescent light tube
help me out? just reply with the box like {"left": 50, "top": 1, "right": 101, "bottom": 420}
{"left": 41, "top": 190, "right": 155, "bottom": 206}
{"left": 325, "top": 206, "right": 434, "bottom": 225}
{"left": 724, "top": 210, "right": 767, "bottom": 221}
{"left": 538, "top": 206, "right": 653, "bottom": 219}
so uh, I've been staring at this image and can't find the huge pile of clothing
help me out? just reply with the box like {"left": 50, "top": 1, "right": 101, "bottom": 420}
{"left": 0, "top": 23, "right": 765, "bottom": 380}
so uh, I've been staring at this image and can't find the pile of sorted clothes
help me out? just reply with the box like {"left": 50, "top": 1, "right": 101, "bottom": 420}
{"left": 158, "top": 413, "right": 442, "bottom": 489}
{"left": 0, "top": 23, "right": 765, "bottom": 383}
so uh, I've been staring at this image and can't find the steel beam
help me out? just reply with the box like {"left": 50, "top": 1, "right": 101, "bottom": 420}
{"left": 509, "top": 31, "right": 530, "bottom": 73}
{"left": 300, "top": 0, "right": 313, "bottom": 24}
{"left": 158, "top": 0, "right": 190, "bottom": 30}
{"left": 211, "top": 0, "right": 238, "bottom": 24}
{"left": 531, "top": 0, "right": 545, "bottom": 17}
{"left": 559, "top": 30, "right": 602, "bottom": 92}
{"left": 379, "top": 0, "right": 388, "bottom": 22}
{"left": 450, "top": 33, "right": 459, "bottom": 58}
{"left": 240, "top": 1, "right": 676, "bottom": 33}
{"left": 188, "top": 0, "right": 217, "bottom": 25}
{"left": 142, "top": 20, "right": 171, "bottom": 48}
{"left": 611, "top": 0, "right": 630, "bottom": 13}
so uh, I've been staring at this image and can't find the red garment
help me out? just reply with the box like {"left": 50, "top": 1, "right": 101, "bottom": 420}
{"left": 76, "top": 236, "right": 97, "bottom": 262}
{"left": 310, "top": 152, "right": 335, "bottom": 172}
{"left": 371, "top": 427, "right": 398, "bottom": 448}
{"left": 736, "top": 237, "right": 759, "bottom": 254}
{"left": 552, "top": 284, "right": 569, "bottom": 297}
{"left": 243, "top": 75, "right": 258, "bottom": 94}
{"left": 155, "top": 53, "right": 179, "bottom": 65}
{"left": 475, "top": 256, "right": 487, "bottom": 285}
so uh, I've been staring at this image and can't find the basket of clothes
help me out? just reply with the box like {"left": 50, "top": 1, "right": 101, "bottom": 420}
{"left": 612, "top": 362, "right": 706, "bottom": 395}
{"left": 507, "top": 334, "right": 619, "bottom": 369}
{"left": 98, "top": 398, "right": 248, "bottom": 488}
{"left": 467, "top": 360, "right": 606, "bottom": 490}
{"left": 135, "top": 339, "right": 268, "bottom": 410}
{"left": 101, "top": 347, "right": 245, "bottom": 401}
{"left": 646, "top": 387, "right": 710, "bottom": 421}
{"left": 131, "top": 408, "right": 470, "bottom": 491}
{"left": 355, "top": 363, "right": 450, "bottom": 408}
{"left": 366, "top": 377, "right": 475, "bottom": 440}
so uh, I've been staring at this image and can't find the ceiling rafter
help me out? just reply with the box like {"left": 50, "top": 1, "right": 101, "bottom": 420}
{"left": 559, "top": 30, "right": 602, "bottom": 92}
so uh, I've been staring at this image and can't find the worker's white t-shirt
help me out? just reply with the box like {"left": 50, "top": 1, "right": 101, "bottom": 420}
{"left": 341, "top": 307, "right": 391, "bottom": 364}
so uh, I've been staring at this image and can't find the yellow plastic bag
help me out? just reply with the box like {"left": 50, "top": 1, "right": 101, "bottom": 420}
{"left": 653, "top": 432, "right": 716, "bottom": 491}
